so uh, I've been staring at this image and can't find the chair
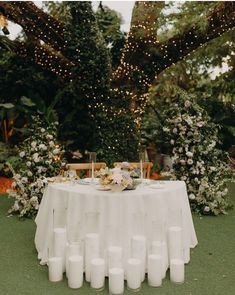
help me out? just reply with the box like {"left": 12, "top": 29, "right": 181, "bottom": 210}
{"left": 113, "top": 162, "right": 153, "bottom": 179}
{"left": 66, "top": 163, "right": 106, "bottom": 177}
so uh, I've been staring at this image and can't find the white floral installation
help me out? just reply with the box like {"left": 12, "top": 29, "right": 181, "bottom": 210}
{"left": 7, "top": 116, "right": 64, "bottom": 218}
{"left": 163, "top": 89, "right": 234, "bottom": 215}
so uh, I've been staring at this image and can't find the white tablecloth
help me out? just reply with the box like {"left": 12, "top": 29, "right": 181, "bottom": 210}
{"left": 35, "top": 181, "right": 197, "bottom": 268}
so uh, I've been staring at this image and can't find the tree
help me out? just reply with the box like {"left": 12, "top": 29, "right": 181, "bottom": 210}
{"left": 1, "top": 1, "right": 235, "bottom": 161}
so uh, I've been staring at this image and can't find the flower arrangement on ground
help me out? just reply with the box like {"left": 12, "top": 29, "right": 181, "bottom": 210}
{"left": 96, "top": 166, "right": 138, "bottom": 191}
{"left": 7, "top": 116, "right": 64, "bottom": 218}
{"left": 163, "top": 89, "right": 234, "bottom": 215}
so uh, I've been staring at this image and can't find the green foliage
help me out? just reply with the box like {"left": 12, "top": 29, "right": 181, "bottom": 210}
{"left": 0, "top": 143, "right": 20, "bottom": 177}
{"left": 96, "top": 4, "right": 126, "bottom": 69}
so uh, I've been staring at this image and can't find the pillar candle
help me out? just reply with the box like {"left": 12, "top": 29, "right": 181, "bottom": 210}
{"left": 90, "top": 258, "right": 105, "bottom": 291}
{"left": 170, "top": 259, "right": 184, "bottom": 284}
{"left": 85, "top": 233, "right": 100, "bottom": 282}
{"left": 48, "top": 257, "right": 63, "bottom": 282}
{"left": 152, "top": 240, "right": 166, "bottom": 279}
{"left": 53, "top": 228, "right": 67, "bottom": 272}
{"left": 109, "top": 268, "right": 124, "bottom": 295}
{"left": 68, "top": 255, "right": 83, "bottom": 289}
{"left": 131, "top": 235, "right": 146, "bottom": 282}
{"left": 126, "top": 258, "right": 142, "bottom": 292}
{"left": 148, "top": 254, "right": 162, "bottom": 287}
{"left": 66, "top": 242, "right": 80, "bottom": 276}
{"left": 168, "top": 226, "right": 183, "bottom": 260}
{"left": 108, "top": 246, "right": 123, "bottom": 269}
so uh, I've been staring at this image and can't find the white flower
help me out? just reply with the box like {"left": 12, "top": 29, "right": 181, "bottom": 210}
{"left": 21, "top": 177, "right": 28, "bottom": 183}
{"left": 39, "top": 144, "right": 47, "bottom": 150}
{"left": 180, "top": 159, "right": 186, "bottom": 165}
{"left": 189, "top": 193, "right": 195, "bottom": 200}
{"left": 197, "top": 121, "right": 204, "bottom": 128}
{"left": 186, "top": 151, "right": 193, "bottom": 158}
{"left": 184, "top": 100, "right": 191, "bottom": 108}
{"left": 41, "top": 128, "right": 45, "bottom": 133}
{"left": 46, "top": 134, "right": 53, "bottom": 140}
{"left": 27, "top": 171, "right": 33, "bottom": 177}
{"left": 31, "top": 141, "right": 37, "bottom": 148}
{"left": 173, "top": 128, "right": 178, "bottom": 134}
{"left": 170, "top": 139, "right": 175, "bottom": 145}
{"left": 19, "top": 151, "right": 25, "bottom": 158}
{"left": 187, "top": 159, "right": 193, "bottom": 165}
{"left": 178, "top": 147, "right": 183, "bottom": 153}
{"left": 204, "top": 206, "right": 210, "bottom": 212}
{"left": 26, "top": 161, "right": 31, "bottom": 167}
{"left": 49, "top": 141, "right": 55, "bottom": 147}
{"left": 181, "top": 176, "right": 187, "bottom": 181}
{"left": 53, "top": 148, "right": 60, "bottom": 155}
{"left": 163, "top": 127, "right": 170, "bottom": 132}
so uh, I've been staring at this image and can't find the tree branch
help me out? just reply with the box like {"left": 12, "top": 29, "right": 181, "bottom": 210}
{"left": 0, "top": 1, "right": 67, "bottom": 52}
{"left": 113, "top": 1, "right": 235, "bottom": 89}
{"left": 0, "top": 36, "right": 74, "bottom": 79}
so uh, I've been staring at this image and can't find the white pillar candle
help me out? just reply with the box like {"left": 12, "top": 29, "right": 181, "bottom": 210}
{"left": 48, "top": 257, "right": 63, "bottom": 282}
{"left": 53, "top": 228, "right": 67, "bottom": 272}
{"left": 85, "top": 233, "right": 100, "bottom": 282}
{"left": 66, "top": 242, "right": 80, "bottom": 276}
{"left": 170, "top": 259, "right": 184, "bottom": 284}
{"left": 109, "top": 268, "right": 124, "bottom": 295}
{"left": 67, "top": 255, "right": 83, "bottom": 289}
{"left": 152, "top": 240, "right": 166, "bottom": 279}
{"left": 131, "top": 235, "right": 146, "bottom": 282}
{"left": 90, "top": 258, "right": 105, "bottom": 291}
{"left": 126, "top": 258, "right": 142, "bottom": 292}
{"left": 168, "top": 226, "right": 183, "bottom": 260}
{"left": 152, "top": 240, "right": 162, "bottom": 256}
{"left": 108, "top": 246, "right": 123, "bottom": 269}
{"left": 148, "top": 254, "right": 162, "bottom": 287}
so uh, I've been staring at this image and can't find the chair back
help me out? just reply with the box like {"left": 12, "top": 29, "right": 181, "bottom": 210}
{"left": 113, "top": 162, "right": 153, "bottom": 179}
{"left": 67, "top": 162, "right": 106, "bottom": 177}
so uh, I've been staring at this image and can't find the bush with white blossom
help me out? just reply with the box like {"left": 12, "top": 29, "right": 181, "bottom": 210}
{"left": 163, "top": 89, "right": 234, "bottom": 215}
{"left": 7, "top": 116, "right": 64, "bottom": 218}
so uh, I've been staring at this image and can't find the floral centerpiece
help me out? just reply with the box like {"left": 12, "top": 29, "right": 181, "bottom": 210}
{"left": 96, "top": 166, "right": 138, "bottom": 192}
{"left": 114, "top": 162, "right": 141, "bottom": 178}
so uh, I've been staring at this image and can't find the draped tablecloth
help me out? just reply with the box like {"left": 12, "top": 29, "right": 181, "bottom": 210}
{"left": 35, "top": 181, "right": 198, "bottom": 268}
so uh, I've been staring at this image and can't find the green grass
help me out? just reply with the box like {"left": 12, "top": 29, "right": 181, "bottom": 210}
{"left": 0, "top": 183, "right": 235, "bottom": 295}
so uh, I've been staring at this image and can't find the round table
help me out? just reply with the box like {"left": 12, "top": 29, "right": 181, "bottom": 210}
{"left": 35, "top": 180, "right": 197, "bottom": 270}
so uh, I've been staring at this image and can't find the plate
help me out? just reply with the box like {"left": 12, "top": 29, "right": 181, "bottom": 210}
{"left": 95, "top": 185, "right": 111, "bottom": 191}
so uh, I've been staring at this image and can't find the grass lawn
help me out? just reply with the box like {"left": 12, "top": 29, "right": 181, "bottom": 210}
{"left": 0, "top": 183, "right": 235, "bottom": 295}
